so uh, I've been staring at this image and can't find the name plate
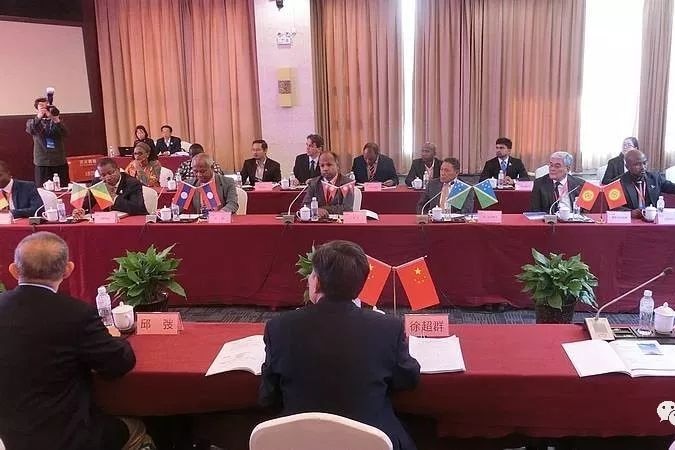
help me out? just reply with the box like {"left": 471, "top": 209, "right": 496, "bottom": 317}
{"left": 208, "top": 210, "right": 232, "bottom": 224}
{"left": 136, "top": 312, "right": 184, "bottom": 335}
{"left": 342, "top": 211, "right": 367, "bottom": 224}
{"left": 656, "top": 209, "right": 675, "bottom": 225}
{"left": 404, "top": 314, "right": 450, "bottom": 337}
{"left": 477, "top": 210, "right": 502, "bottom": 223}
{"left": 606, "top": 211, "right": 631, "bottom": 224}
{"left": 363, "top": 182, "right": 382, "bottom": 192}
{"left": 515, "top": 180, "right": 534, "bottom": 191}
{"left": 0, "top": 213, "right": 12, "bottom": 224}
{"left": 255, "top": 182, "right": 275, "bottom": 191}
{"left": 93, "top": 211, "right": 118, "bottom": 224}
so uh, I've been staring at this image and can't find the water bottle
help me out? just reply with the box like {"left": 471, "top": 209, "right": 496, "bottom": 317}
{"left": 171, "top": 203, "right": 180, "bottom": 221}
{"left": 348, "top": 171, "right": 356, "bottom": 182}
{"left": 657, "top": 195, "right": 665, "bottom": 213}
{"left": 310, "top": 197, "right": 319, "bottom": 221}
{"left": 56, "top": 199, "right": 67, "bottom": 223}
{"left": 444, "top": 194, "right": 452, "bottom": 214}
{"left": 108, "top": 145, "right": 114, "bottom": 157}
{"left": 423, "top": 171, "right": 430, "bottom": 189}
{"left": 235, "top": 172, "right": 242, "bottom": 187}
{"left": 167, "top": 177, "right": 177, "bottom": 191}
{"left": 175, "top": 172, "right": 182, "bottom": 184}
{"left": 96, "top": 286, "right": 113, "bottom": 326}
{"left": 497, "top": 170, "right": 505, "bottom": 188}
{"left": 573, "top": 199, "right": 581, "bottom": 217}
{"left": 637, "top": 289, "right": 654, "bottom": 336}
{"left": 289, "top": 174, "right": 298, "bottom": 187}
{"left": 52, "top": 173, "right": 61, "bottom": 191}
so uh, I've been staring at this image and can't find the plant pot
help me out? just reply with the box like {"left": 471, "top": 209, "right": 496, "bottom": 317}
{"left": 535, "top": 300, "right": 576, "bottom": 324}
{"left": 133, "top": 292, "right": 169, "bottom": 312}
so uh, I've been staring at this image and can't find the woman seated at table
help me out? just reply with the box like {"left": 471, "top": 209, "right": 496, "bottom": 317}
{"left": 133, "top": 125, "right": 158, "bottom": 161}
{"left": 125, "top": 142, "right": 162, "bottom": 187}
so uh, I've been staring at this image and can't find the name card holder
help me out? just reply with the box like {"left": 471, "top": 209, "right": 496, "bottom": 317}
{"left": 515, "top": 180, "right": 534, "bottom": 191}
{"left": 342, "top": 211, "right": 367, "bottom": 224}
{"left": 477, "top": 210, "right": 502, "bottom": 223}
{"left": 0, "top": 213, "right": 12, "bottom": 225}
{"left": 255, "top": 182, "right": 275, "bottom": 191}
{"left": 208, "top": 210, "right": 232, "bottom": 224}
{"left": 93, "top": 211, "right": 118, "bottom": 224}
{"left": 605, "top": 211, "right": 631, "bottom": 224}
{"left": 656, "top": 209, "right": 675, "bottom": 225}
{"left": 136, "top": 312, "right": 184, "bottom": 335}
{"left": 363, "top": 182, "right": 382, "bottom": 192}
{"left": 404, "top": 314, "right": 450, "bottom": 337}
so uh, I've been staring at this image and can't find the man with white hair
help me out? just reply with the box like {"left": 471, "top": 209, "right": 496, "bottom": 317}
{"left": 530, "top": 151, "right": 585, "bottom": 212}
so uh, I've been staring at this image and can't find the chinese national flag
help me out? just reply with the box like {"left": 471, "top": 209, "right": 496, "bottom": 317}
{"left": 358, "top": 255, "right": 392, "bottom": 306}
{"left": 576, "top": 182, "right": 601, "bottom": 210}
{"left": 603, "top": 179, "right": 627, "bottom": 209}
{"left": 395, "top": 257, "right": 440, "bottom": 311}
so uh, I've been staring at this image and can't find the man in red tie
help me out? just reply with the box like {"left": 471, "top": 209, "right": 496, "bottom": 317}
{"left": 616, "top": 149, "right": 675, "bottom": 217}
{"left": 302, "top": 151, "right": 354, "bottom": 218}
{"left": 530, "top": 151, "right": 585, "bottom": 213}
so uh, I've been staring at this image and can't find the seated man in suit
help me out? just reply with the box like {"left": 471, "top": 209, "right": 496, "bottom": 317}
{"left": 302, "top": 151, "right": 354, "bottom": 217}
{"left": 478, "top": 137, "right": 529, "bottom": 184}
{"left": 155, "top": 124, "right": 182, "bottom": 155}
{"left": 0, "top": 232, "right": 153, "bottom": 450}
{"left": 260, "top": 240, "right": 420, "bottom": 450}
{"left": 601, "top": 136, "right": 639, "bottom": 185}
{"left": 240, "top": 139, "right": 282, "bottom": 186}
{"left": 404, "top": 142, "right": 442, "bottom": 187}
{"left": 530, "top": 151, "right": 585, "bottom": 213}
{"left": 416, "top": 157, "right": 474, "bottom": 214}
{"left": 0, "top": 160, "right": 43, "bottom": 218}
{"left": 188, "top": 153, "right": 238, "bottom": 213}
{"left": 616, "top": 149, "right": 675, "bottom": 218}
{"left": 176, "top": 143, "right": 224, "bottom": 180}
{"left": 72, "top": 158, "right": 147, "bottom": 217}
{"left": 292, "top": 134, "right": 323, "bottom": 184}
{"left": 352, "top": 142, "right": 398, "bottom": 186}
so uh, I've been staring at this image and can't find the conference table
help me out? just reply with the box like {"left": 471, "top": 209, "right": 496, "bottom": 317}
{"left": 112, "top": 155, "right": 189, "bottom": 174}
{"left": 93, "top": 322, "right": 675, "bottom": 439}
{"left": 2, "top": 214, "right": 674, "bottom": 312}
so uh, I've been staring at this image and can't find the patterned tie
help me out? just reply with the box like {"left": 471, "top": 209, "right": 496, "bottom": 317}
{"left": 500, "top": 159, "right": 507, "bottom": 173}
{"left": 310, "top": 160, "right": 315, "bottom": 173}
{"left": 439, "top": 183, "right": 450, "bottom": 209}
{"left": 368, "top": 163, "right": 375, "bottom": 181}
{"left": 554, "top": 181, "right": 562, "bottom": 200}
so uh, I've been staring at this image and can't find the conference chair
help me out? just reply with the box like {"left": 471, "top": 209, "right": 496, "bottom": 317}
{"left": 180, "top": 141, "right": 192, "bottom": 152}
{"left": 142, "top": 186, "right": 159, "bottom": 214}
{"left": 158, "top": 167, "right": 174, "bottom": 187}
{"left": 236, "top": 186, "right": 248, "bottom": 215}
{"left": 534, "top": 165, "right": 549, "bottom": 179}
{"left": 353, "top": 187, "right": 363, "bottom": 210}
{"left": 0, "top": 437, "right": 4, "bottom": 450}
{"left": 37, "top": 188, "right": 58, "bottom": 211}
{"left": 249, "top": 412, "right": 393, "bottom": 450}
{"left": 596, "top": 164, "right": 608, "bottom": 183}
{"left": 666, "top": 165, "right": 675, "bottom": 183}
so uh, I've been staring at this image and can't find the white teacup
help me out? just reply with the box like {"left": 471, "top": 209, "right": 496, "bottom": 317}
{"left": 280, "top": 178, "right": 290, "bottom": 189}
{"left": 43, "top": 180, "right": 55, "bottom": 191}
{"left": 654, "top": 302, "right": 675, "bottom": 334}
{"left": 167, "top": 179, "right": 177, "bottom": 191}
{"left": 297, "top": 205, "right": 311, "bottom": 221}
{"left": 112, "top": 302, "right": 134, "bottom": 331}
{"left": 157, "top": 206, "right": 171, "bottom": 221}
{"left": 557, "top": 205, "right": 571, "bottom": 221}
{"left": 431, "top": 206, "right": 443, "bottom": 222}
{"left": 42, "top": 208, "right": 58, "bottom": 222}
{"left": 643, "top": 205, "right": 657, "bottom": 222}
{"left": 412, "top": 178, "right": 423, "bottom": 190}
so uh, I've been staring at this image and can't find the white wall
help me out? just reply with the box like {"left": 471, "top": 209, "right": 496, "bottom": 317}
{"left": 253, "top": 0, "right": 316, "bottom": 177}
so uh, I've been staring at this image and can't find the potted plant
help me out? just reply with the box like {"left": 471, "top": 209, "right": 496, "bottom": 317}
{"left": 516, "top": 248, "right": 598, "bottom": 324}
{"left": 107, "top": 244, "right": 186, "bottom": 312}
{"left": 296, "top": 245, "right": 315, "bottom": 304}
{"left": 0, "top": 281, "right": 5, "bottom": 293}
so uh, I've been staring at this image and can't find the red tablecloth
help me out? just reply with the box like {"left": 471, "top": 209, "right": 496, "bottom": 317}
{"left": 112, "top": 156, "right": 189, "bottom": 174}
{"left": 2, "top": 215, "right": 675, "bottom": 311}
{"left": 93, "top": 322, "right": 675, "bottom": 438}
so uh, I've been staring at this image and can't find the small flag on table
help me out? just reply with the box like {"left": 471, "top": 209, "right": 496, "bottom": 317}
{"left": 172, "top": 181, "right": 195, "bottom": 211}
{"left": 473, "top": 179, "right": 498, "bottom": 208}
{"left": 339, "top": 180, "right": 356, "bottom": 196}
{"left": 70, "top": 183, "right": 89, "bottom": 209}
{"left": 576, "top": 182, "right": 601, "bottom": 210}
{"left": 448, "top": 179, "right": 472, "bottom": 209}
{"left": 199, "top": 179, "right": 221, "bottom": 210}
{"left": 321, "top": 180, "right": 338, "bottom": 202}
{"left": 358, "top": 255, "right": 392, "bottom": 306}
{"left": 603, "top": 179, "right": 627, "bottom": 209}
{"left": 395, "top": 257, "right": 440, "bottom": 311}
{"left": 0, "top": 190, "right": 8, "bottom": 210}
{"left": 89, "top": 181, "right": 113, "bottom": 210}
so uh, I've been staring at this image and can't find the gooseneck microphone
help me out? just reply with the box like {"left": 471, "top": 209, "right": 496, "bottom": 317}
{"left": 282, "top": 183, "right": 310, "bottom": 224}
{"left": 544, "top": 183, "right": 581, "bottom": 224}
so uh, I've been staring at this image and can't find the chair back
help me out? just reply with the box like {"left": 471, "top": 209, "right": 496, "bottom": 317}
{"left": 159, "top": 167, "right": 173, "bottom": 187}
{"left": 142, "top": 186, "right": 159, "bottom": 214}
{"left": 180, "top": 141, "right": 192, "bottom": 152}
{"left": 596, "top": 164, "right": 608, "bottom": 184}
{"left": 666, "top": 165, "right": 675, "bottom": 182}
{"left": 37, "top": 188, "right": 58, "bottom": 211}
{"left": 534, "top": 165, "right": 549, "bottom": 179}
{"left": 236, "top": 187, "right": 248, "bottom": 215}
{"left": 353, "top": 187, "right": 363, "bottom": 210}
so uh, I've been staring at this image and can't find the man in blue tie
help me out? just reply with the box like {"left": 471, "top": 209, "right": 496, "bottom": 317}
{"left": 478, "top": 137, "right": 530, "bottom": 184}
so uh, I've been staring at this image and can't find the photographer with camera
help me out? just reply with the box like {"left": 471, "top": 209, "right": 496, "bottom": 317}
{"left": 26, "top": 96, "right": 69, "bottom": 186}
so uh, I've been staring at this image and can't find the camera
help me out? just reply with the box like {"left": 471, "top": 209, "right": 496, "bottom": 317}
{"left": 48, "top": 106, "right": 60, "bottom": 117}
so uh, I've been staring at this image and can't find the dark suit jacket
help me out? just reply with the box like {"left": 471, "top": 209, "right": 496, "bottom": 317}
{"left": 260, "top": 299, "right": 420, "bottom": 450}
{"left": 8, "top": 179, "right": 43, "bottom": 218}
{"left": 352, "top": 154, "right": 399, "bottom": 185}
{"left": 240, "top": 158, "right": 282, "bottom": 186}
{"left": 188, "top": 174, "right": 239, "bottom": 213}
{"left": 302, "top": 174, "right": 354, "bottom": 214}
{"left": 479, "top": 156, "right": 529, "bottom": 181}
{"left": 404, "top": 158, "right": 442, "bottom": 187}
{"left": 416, "top": 178, "right": 475, "bottom": 214}
{"left": 155, "top": 136, "right": 182, "bottom": 155}
{"left": 292, "top": 153, "right": 321, "bottom": 184}
{"left": 88, "top": 172, "right": 147, "bottom": 215}
{"left": 529, "top": 175, "right": 585, "bottom": 212}
{"left": 617, "top": 171, "right": 675, "bottom": 210}
{"left": 601, "top": 154, "right": 625, "bottom": 185}
{"left": 0, "top": 285, "right": 135, "bottom": 450}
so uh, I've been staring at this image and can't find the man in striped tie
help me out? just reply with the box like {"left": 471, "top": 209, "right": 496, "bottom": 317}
{"left": 351, "top": 142, "right": 399, "bottom": 186}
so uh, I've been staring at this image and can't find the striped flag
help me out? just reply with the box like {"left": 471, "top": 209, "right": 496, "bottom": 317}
{"left": 69, "top": 183, "right": 89, "bottom": 209}
{"left": 0, "top": 190, "right": 8, "bottom": 210}
{"left": 473, "top": 179, "right": 498, "bottom": 208}
{"left": 89, "top": 182, "right": 113, "bottom": 210}
{"left": 171, "top": 181, "right": 196, "bottom": 212}
{"left": 199, "top": 179, "right": 221, "bottom": 210}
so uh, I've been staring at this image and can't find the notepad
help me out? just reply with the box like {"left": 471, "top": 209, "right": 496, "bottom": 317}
{"left": 205, "top": 335, "right": 265, "bottom": 376}
{"left": 408, "top": 335, "right": 466, "bottom": 374}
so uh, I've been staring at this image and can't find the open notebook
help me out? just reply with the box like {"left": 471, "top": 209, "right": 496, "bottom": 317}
{"left": 408, "top": 335, "right": 466, "bottom": 374}
{"left": 205, "top": 335, "right": 265, "bottom": 376}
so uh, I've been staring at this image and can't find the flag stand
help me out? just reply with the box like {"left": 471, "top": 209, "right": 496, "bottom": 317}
{"left": 392, "top": 269, "right": 397, "bottom": 317}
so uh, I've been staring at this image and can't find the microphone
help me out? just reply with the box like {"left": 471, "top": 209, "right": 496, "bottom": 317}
{"left": 29, "top": 189, "right": 70, "bottom": 225}
{"left": 46, "top": 87, "right": 55, "bottom": 106}
{"left": 585, "top": 267, "right": 673, "bottom": 340}
{"left": 416, "top": 189, "right": 443, "bottom": 224}
{"left": 544, "top": 183, "right": 581, "bottom": 224}
{"left": 282, "top": 182, "right": 310, "bottom": 224}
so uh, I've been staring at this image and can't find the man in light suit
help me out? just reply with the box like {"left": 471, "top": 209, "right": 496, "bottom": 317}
{"left": 155, "top": 125, "right": 182, "bottom": 155}
{"left": 302, "top": 151, "right": 354, "bottom": 217}
{"left": 601, "top": 136, "right": 638, "bottom": 185}
{"left": 478, "top": 137, "right": 529, "bottom": 184}
{"left": 240, "top": 139, "right": 282, "bottom": 186}
{"left": 416, "top": 157, "right": 474, "bottom": 214}
{"left": 404, "top": 142, "right": 442, "bottom": 187}
{"left": 352, "top": 142, "right": 399, "bottom": 186}
{"left": 189, "top": 153, "right": 238, "bottom": 213}
{"left": 292, "top": 134, "right": 323, "bottom": 184}
{"left": 530, "top": 151, "right": 585, "bottom": 213}
{"left": 616, "top": 149, "right": 675, "bottom": 217}
{"left": 260, "top": 240, "right": 420, "bottom": 450}
{"left": 0, "top": 160, "right": 43, "bottom": 218}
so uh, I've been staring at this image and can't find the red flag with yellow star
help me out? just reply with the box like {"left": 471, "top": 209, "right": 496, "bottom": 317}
{"left": 395, "top": 257, "right": 440, "bottom": 310}
{"left": 358, "top": 255, "right": 392, "bottom": 306}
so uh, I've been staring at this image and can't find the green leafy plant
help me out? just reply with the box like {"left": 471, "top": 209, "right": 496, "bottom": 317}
{"left": 0, "top": 281, "right": 5, "bottom": 293}
{"left": 516, "top": 248, "right": 598, "bottom": 310}
{"left": 296, "top": 245, "right": 315, "bottom": 303}
{"left": 107, "top": 244, "right": 186, "bottom": 307}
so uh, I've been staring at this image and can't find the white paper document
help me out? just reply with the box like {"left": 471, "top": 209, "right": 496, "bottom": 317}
{"left": 408, "top": 335, "right": 466, "bottom": 374}
{"left": 205, "top": 335, "right": 265, "bottom": 376}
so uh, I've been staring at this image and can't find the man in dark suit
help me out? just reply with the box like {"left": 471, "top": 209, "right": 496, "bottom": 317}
{"left": 351, "top": 142, "right": 399, "bottom": 186}
{"left": 0, "top": 232, "right": 153, "bottom": 450}
{"left": 601, "top": 137, "right": 639, "bottom": 185}
{"left": 240, "top": 139, "right": 282, "bottom": 186}
{"left": 155, "top": 124, "right": 182, "bottom": 155}
{"left": 292, "top": 134, "right": 323, "bottom": 184}
{"left": 260, "top": 240, "right": 420, "bottom": 450}
{"left": 530, "top": 151, "right": 585, "bottom": 212}
{"left": 479, "top": 137, "right": 529, "bottom": 184}
{"left": 188, "top": 153, "right": 239, "bottom": 213}
{"left": 26, "top": 97, "right": 70, "bottom": 185}
{"left": 616, "top": 149, "right": 675, "bottom": 217}
{"left": 404, "top": 142, "right": 442, "bottom": 187}
{"left": 302, "top": 151, "right": 354, "bottom": 216}
{"left": 0, "top": 160, "right": 44, "bottom": 218}
{"left": 417, "top": 157, "right": 474, "bottom": 214}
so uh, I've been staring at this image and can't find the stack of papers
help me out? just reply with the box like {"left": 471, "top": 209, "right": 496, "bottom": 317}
{"left": 205, "top": 335, "right": 265, "bottom": 376}
{"left": 408, "top": 335, "right": 466, "bottom": 374}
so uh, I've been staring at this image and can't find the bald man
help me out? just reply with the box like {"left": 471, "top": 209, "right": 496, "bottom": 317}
{"left": 617, "top": 149, "right": 675, "bottom": 217}
{"left": 0, "top": 232, "right": 153, "bottom": 450}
